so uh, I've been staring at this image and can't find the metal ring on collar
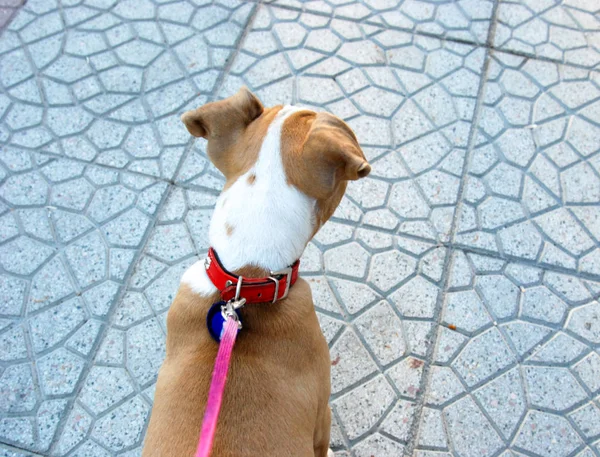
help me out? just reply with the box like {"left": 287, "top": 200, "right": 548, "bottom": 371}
{"left": 234, "top": 276, "right": 243, "bottom": 302}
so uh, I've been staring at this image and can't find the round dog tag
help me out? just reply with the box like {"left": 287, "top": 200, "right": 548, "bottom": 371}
{"left": 206, "top": 301, "right": 242, "bottom": 342}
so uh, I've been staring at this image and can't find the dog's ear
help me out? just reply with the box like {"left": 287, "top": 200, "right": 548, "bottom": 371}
{"left": 301, "top": 113, "right": 370, "bottom": 198}
{"left": 181, "top": 87, "right": 264, "bottom": 139}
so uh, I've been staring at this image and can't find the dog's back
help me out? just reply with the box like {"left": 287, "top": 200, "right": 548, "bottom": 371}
{"left": 143, "top": 278, "right": 331, "bottom": 457}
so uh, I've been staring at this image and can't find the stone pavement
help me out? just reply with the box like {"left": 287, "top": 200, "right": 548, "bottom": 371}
{"left": 0, "top": 0, "right": 599, "bottom": 456}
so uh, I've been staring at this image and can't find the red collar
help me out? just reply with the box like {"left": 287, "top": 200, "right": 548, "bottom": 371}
{"left": 205, "top": 248, "right": 300, "bottom": 304}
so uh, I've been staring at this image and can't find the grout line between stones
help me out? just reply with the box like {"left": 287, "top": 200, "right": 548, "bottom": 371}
{"left": 210, "top": 1, "right": 260, "bottom": 101}
{"left": 400, "top": 1, "right": 501, "bottom": 455}
{"left": 46, "top": 183, "right": 173, "bottom": 457}
{"left": 40, "top": 4, "right": 264, "bottom": 448}
{"left": 0, "top": 442, "right": 45, "bottom": 457}
{"left": 42, "top": 49, "right": 218, "bottom": 443}
{"left": 25, "top": 145, "right": 600, "bottom": 284}
{"left": 265, "top": 2, "right": 600, "bottom": 74}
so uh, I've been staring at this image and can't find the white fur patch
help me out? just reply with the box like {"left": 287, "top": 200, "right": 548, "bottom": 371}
{"left": 180, "top": 259, "right": 217, "bottom": 296}
{"left": 182, "top": 106, "right": 315, "bottom": 296}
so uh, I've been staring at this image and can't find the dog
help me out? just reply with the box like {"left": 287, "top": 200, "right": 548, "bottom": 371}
{"left": 142, "top": 87, "right": 371, "bottom": 457}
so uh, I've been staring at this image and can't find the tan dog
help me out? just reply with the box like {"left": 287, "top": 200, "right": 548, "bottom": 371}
{"left": 142, "top": 87, "right": 370, "bottom": 457}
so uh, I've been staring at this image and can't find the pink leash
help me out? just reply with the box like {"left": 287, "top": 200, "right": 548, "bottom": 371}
{"left": 195, "top": 317, "right": 239, "bottom": 457}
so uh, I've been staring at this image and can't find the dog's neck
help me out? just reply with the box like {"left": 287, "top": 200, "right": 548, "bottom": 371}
{"left": 181, "top": 106, "right": 316, "bottom": 297}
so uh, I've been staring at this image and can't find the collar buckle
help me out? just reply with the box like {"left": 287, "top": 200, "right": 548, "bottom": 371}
{"left": 269, "top": 266, "right": 293, "bottom": 301}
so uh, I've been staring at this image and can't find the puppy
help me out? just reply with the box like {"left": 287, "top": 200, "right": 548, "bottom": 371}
{"left": 142, "top": 87, "right": 370, "bottom": 457}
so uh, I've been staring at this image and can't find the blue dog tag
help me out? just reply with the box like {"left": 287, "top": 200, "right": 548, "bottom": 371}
{"left": 206, "top": 301, "right": 242, "bottom": 342}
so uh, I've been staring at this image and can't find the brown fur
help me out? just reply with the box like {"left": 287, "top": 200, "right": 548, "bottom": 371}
{"left": 281, "top": 110, "right": 370, "bottom": 234}
{"left": 181, "top": 87, "right": 283, "bottom": 190}
{"left": 143, "top": 88, "right": 369, "bottom": 457}
{"left": 143, "top": 279, "right": 331, "bottom": 457}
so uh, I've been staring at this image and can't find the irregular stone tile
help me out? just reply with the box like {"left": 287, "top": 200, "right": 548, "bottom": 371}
{"left": 453, "top": 328, "right": 516, "bottom": 387}
{"left": 0, "top": 154, "right": 166, "bottom": 453}
{"left": 0, "top": 363, "right": 36, "bottom": 413}
{"left": 329, "top": 329, "right": 378, "bottom": 394}
{"left": 37, "top": 348, "right": 85, "bottom": 396}
{"left": 379, "top": 399, "right": 416, "bottom": 443}
{"left": 333, "top": 376, "right": 396, "bottom": 440}
{"left": 52, "top": 404, "right": 93, "bottom": 456}
{"left": 473, "top": 368, "right": 526, "bottom": 440}
{"left": 324, "top": 242, "right": 370, "bottom": 279}
{"left": 352, "top": 432, "right": 405, "bottom": 456}
{"left": 146, "top": 223, "right": 195, "bottom": 264}
{"left": 521, "top": 285, "right": 568, "bottom": 325}
{"left": 457, "top": 54, "right": 600, "bottom": 274}
{"left": 389, "top": 275, "right": 438, "bottom": 319}
{"left": 573, "top": 352, "right": 600, "bottom": 395}
{"left": 354, "top": 301, "right": 406, "bottom": 365}
{"left": 28, "top": 297, "right": 87, "bottom": 354}
{"left": 567, "top": 302, "right": 600, "bottom": 344}
{"left": 417, "top": 406, "right": 447, "bottom": 448}
{"left": 217, "top": 5, "right": 486, "bottom": 243}
{"left": 0, "top": 236, "right": 54, "bottom": 275}
{"left": 0, "top": 325, "right": 27, "bottom": 362}
{"left": 476, "top": 274, "right": 520, "bottom": 320}
{"left": 444, "top": 396, "right": 504, "bottom": 457}
{"left": 368, "top": 249, "right": 416, "bottom": 292}
{"left": 79, "top": 366, "right": 135, "bottom": 415}
{"left": 513, "top": 411, "right": 582, "bottom": 457}
{"left": 271, "top": 0, "right": 494, "bottom": 44}
{"left": 528, "top": 333, "right": 588, "bottom": 364}
{"left": 423, "top": 253, "right": 600, "bottom": 457}
{"left": 494, "top": 0, "right": 600, "bottom": 70}
{"left": 387, "top": 356, "right": 424, "bottom": 400}
{"left": 126, "top": 318, "right": 166, "bottom": 385}
{"left": 443, "top": 290, "right": 491, "bottom": 334}
{"left": 329, "top": 278, "right": 380, "bottom": 315}
{"left": 569, "top": 403, "right": 600, "bottom": 440}
{"left": 91, "top": 396, "right": 149, "bottom": 452}
{"left": 425, "top": 366, "right": 465, "bottom": 407}
{"left": 1, "top": 2, "right": 252, "bottom": 180}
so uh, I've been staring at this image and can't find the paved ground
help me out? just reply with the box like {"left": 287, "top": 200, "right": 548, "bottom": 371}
{"left": 0, "top": 0, "right": 599, "bottom": 456}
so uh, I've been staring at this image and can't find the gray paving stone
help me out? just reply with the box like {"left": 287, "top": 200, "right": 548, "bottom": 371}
{"left": 528, "top": 333, "right": 587, "bottom": 364}
{"left": 37, "top": 348, "right": 86, "bottom": 396}
{"left": 444, "top": 396, "right": 503, "bottom": 457}
{"left": 454, "top": 328, "right": 516, "bottom": 387}
{"left": 513, "top": 411, "right": 582, "bottom": 457}
{"left": 324, "top": 242, "right": 370, "bottom": 279}
{"left": 380, "top": 399, "right": 416, "bottom": 443}
{"left": 214, "top": 6, "right": 485, "bottom": 243}
{"left": 91, "top": 396, "right": 149, "bottom": 452}
{"left": 0, "top": 153, "right": 166, "bottom": 453}
{"left": 352, "top": 432, "right": 405, "bottom": 456}
{"left": 0, "top": 1, "right": 254, "bottom": 180}
{"left": 387, "top": 356, "right": 424, "bottom": 400}
{"left": 525, "top": 366, "right": 587, "bottom": 412}
{"left": 457, "top": 53, "right": 600, "bottom": 274}
{"left": 269, "top": 0, "right": 494, "bottom": 44}
{"left": 420, "top": 252, "right": 600, "bottom": 456}
{"left": 354, "top": 301, "right": 406, "bottom": 365}
{"left": 494, "top": 0, "right": 600, "bottom": 70}
{"left": 417, "top": 406, "right": 447, "bottom": 448}
{"left": 333, "top": 375, "right": 396, "bottom": 440}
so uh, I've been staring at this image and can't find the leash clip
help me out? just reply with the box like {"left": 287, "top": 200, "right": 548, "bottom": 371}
{"left": 221, "top": 299, "right": 245, "bottom": 330}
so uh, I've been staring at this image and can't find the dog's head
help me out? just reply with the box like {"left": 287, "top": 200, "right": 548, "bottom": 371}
{"left": 181, "top": 87, "right": 370, "bottom": 232}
